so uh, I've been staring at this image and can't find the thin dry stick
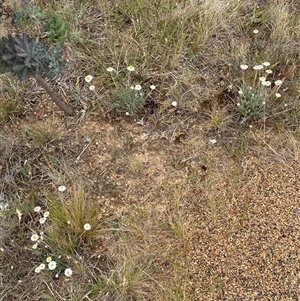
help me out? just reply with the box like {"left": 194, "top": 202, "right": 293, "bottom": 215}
{"left": 75, "top": 140, "right": 92, "bottom": 161}
{"left": 32, "top": 73, "right": 74, "bottom": 116}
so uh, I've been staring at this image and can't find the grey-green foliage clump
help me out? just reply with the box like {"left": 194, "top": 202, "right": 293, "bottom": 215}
{"left": 0, "top": 33, "right": 73, "bottom": 115}
{"left": 12, "top": 5, "right": 45, "bottom": 25}
{"left": 237, "top": 85, "right": 266, "bottom": 122}
{"left": 112, "top": 88, "right": 146, "bottom": 115}
{"left": 0, "top": 33, "right": 64, "bottom": 81}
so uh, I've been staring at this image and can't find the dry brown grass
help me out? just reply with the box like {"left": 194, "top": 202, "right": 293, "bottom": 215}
{"left": 1, "top": 0, "right": 300, "bottom": 300}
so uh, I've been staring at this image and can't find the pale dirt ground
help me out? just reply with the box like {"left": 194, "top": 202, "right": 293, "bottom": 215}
{"left": 187, "top": 153, "right": 300, "bottom": 300}
{"left": 63, "top": 112, "right": 300, "bottom": 300}
{"left": 2, "top": 90, "right": 300, "bottom": 300}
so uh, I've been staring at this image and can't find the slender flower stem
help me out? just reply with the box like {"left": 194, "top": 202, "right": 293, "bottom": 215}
{"left": 32, "top": 73, "right": 74, "bottom": 116}
{"left": 252, "top": 71, "right": 258, "bottom": 89}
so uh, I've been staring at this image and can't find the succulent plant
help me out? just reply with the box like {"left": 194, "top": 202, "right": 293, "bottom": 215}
{"left": 0, "top": 33, "right": 73, "bottom": 115}
{"left": 0, "top": 33, "right": 64, "bottom": 80}
{"left": 44, "top": 15, "right": 69, "bottom": 43}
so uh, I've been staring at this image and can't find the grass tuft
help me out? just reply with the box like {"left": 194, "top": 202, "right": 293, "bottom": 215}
{"left": 46, "top": 185, "right": 100, "bottom": 253}
{"left": 22, "top": 119, "right": 63, "bottom": 147}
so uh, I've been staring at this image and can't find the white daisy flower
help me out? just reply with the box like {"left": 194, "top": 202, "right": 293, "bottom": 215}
{"left": 39, "top": 217, "right": 46, "bottom": 224}
{"left": 261, "top": 80, "right": 271, "bottom": 87}
{"left": 274, "top": 80, "right": 283, "bottom": 86}
{"left": 171, "top": 101, "right": 178, "bottom": 107}
{"left": 275, "top": 93, "right": 281, "bottom": 98}
{"left": 150, "top": 85, "right": 156, "bottom": 90}
{"left": 127, "top": 65, "right": 135, "bottom": 72}
{"left": 64, "top": 268, "right": 73, "bottom": 277}
{"left": 134, "top": 84, "right": 142, "bottom": 91}
{"left": 34, "top": 206, "right": 41, "bottom": 213}
{"left": 35, "top": 267, "right": 41, "bottom": 274}
{"left": 39, "top": 263, "right": 46, "bottom": 270}
{"left": 31, "top": 234, "right": 39, "bottom": 242}
{"left": 84, "top": 223, "right": 91, "bottom": 231}
{"left": 58, "top": 186, "right": 66, "bottom": 192}
{"left": 89, "top": 85, "right": 95, "bottom": 91}
{"left": 253, "top": 65, "right": 263, "bottom": 70}
{"left": 84, "top": 75, "right": 93, "bottom": 83}
{"left": 106, "top": 67, "right": 114, "bottom": 72}
{"left": 240, "top": 64, "right": 248, "bottom": 70}
{"left": 48, "top": 261, "right": 57, "bottom": 270}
